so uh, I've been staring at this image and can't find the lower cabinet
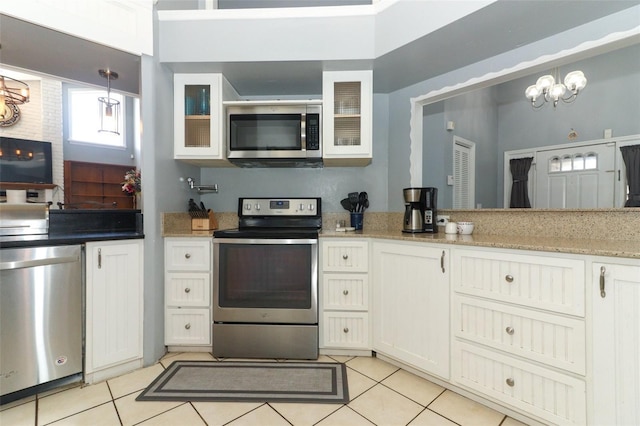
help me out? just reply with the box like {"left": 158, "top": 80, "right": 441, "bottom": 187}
{"left": 590, "top": 259, "right": 640, "bottom": 426}
{"left": 164, "top": 238, "right": 212, "bottom": 349}
{"left": 85, "top": 239, "right": 143, "bottom": 383}
{"left": 372, "top": 241, "right": 450, "bottom": 380}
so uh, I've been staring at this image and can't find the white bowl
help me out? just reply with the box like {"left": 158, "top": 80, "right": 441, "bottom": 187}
{"left": 457, "top": 221, "right": 474, "bottom": 235}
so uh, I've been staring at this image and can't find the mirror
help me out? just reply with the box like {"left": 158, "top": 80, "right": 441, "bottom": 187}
{"left": 415, "top": 37, "right": 640, "bottom": 209}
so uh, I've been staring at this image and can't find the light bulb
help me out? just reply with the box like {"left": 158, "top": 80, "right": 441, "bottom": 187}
{"left": 550, "top": 83, "right": 566, "bottom": 100}
{"left": 525, "top": 85, "right": 541, "bottom": 100}
{"left": 536, "top": 75, "right": 555, "bottom": 92}
{"left": 564, "top": 70, "right": 587, "bottom": 91}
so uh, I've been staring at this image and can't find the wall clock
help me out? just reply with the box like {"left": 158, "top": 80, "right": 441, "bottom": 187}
{"left": 0, "top": 103, "right": 21, "bottom": 127}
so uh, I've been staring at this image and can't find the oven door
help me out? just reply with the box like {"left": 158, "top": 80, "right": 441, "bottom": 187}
{"left": 213, "top": 238, "right": 318, "bottom": 325}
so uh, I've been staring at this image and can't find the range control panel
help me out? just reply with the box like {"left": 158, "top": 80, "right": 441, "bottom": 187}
{"left": 239, "top": 198, "right": 320, "bottom": 217}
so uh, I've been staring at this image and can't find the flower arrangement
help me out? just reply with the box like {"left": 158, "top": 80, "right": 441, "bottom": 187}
{"left": 122, "top": 169, "right": 141, "bottom": 195}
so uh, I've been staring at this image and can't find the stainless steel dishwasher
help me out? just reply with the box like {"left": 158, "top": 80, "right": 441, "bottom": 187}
{"left": 0, "top": 244, "right": 83, "bottom": 401}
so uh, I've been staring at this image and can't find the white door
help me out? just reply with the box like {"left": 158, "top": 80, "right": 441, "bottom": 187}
{"left": 535, "top": 143, "right": 615, "bottom": 208}
{"left": 453, "top": 136, "right": 475, "bottom": 209}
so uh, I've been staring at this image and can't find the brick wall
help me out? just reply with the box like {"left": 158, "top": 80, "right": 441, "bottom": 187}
{"left": 1, "top": 79, "right": 64, "bottom": 203}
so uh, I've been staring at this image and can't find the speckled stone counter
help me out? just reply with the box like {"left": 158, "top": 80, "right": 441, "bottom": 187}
{"left": 162, "top": 209, "right": 640, "bottom": 259}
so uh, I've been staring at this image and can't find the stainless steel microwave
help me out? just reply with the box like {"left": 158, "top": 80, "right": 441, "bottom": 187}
{"left": 225, "top": 101, "right": 322, "bottom": 167}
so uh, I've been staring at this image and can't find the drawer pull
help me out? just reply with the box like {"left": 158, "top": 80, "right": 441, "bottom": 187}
{"left": 505, "top": 326, "right": 515, "bottom": 335}
{"left": 440, "top": 250, "right": 445, "bottom": 273}
{"left": 600, "top": 266, "right": 607, "bottom": 298}
{"left": 185, "top": 253, "right": 191, "bottom": 259}
{"left": 506, "top": 378, "right": 515, "bottom": 387}
{"left": 505, "top": 275, "right": 514, "bottom": 283}
{"left": 185, "top": 323, "right": 191, "bottom": 330}
{"left": 184, "top": 287, "right": 191, "bottom": 293}
{"left": 343, "top": 327, "right": 349, "bottom": 333}
{"left": 342, "top": 254, "right": 349, "bottom": 260}
{"left": 343, "top": 290, "right": 349, "bottom": 296}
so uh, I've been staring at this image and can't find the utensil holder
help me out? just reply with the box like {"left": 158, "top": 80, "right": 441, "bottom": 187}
{"left": 350, "top": 212, "right": 363, "bottom": 230}
{"left": 191, "top": 210, "right": 218, "bottom": 231}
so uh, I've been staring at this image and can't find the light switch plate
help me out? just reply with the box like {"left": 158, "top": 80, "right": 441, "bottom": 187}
{"left": 447, "top": 175, "right": 454, "bottom": 186}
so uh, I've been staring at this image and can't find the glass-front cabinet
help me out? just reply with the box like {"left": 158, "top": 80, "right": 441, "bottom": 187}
{"left": 322, "top": 70, "right": 373, "bottom": 166}
{"left": 173, "top": 73, "right": 238, "bottom": 164}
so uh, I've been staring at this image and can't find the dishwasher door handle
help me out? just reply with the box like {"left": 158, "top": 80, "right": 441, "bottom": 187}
{"left": 0, "top": 255, "right": 80, "bottom": 271}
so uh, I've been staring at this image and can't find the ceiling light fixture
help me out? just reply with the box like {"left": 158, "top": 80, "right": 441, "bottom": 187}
{"left": 98, "top": 69, "right": 120, "bottom": 134}
{"left": 525, "top": 69, "right": 587, "bottom": 109}
{"left": 0, "top": 74, "right": 30, "bottom": 120}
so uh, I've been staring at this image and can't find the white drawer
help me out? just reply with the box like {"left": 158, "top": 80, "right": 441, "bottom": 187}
{"left": 165, "top": 308, "right": 211, "bottom": 345}
{"left": 452, "top": 250, "right": 585, "bottom": 316}
{"left": 166, "top": 272, "right": 211, "bottom": 307}
{"left": 452, "top": 341, "right": 586, "bottom": 425}
{"left": 322, "top": 240, "right": 369, "bottom": 272}
{"left": 322, "top": 312, "right": 369, "bottom": 349}
{"left": 165, "top": 239, "right": 211, "bottom": 271}
{"left": 323, "top": 273, "right": 368, "bottom": 311}
{"left": 453, "top": 295, "right": 585, "bottom": 375}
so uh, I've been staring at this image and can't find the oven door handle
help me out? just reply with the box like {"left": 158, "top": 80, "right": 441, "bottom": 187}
{"left": 213, "top": 238, "right": 317, "bottom": 245}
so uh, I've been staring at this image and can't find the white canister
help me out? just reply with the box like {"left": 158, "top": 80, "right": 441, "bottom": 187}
{"left": 6, "top": 190, "right": 27, "bottom": 204}
{"left": 445, "top": 222, "right": 458, "bottom": 234}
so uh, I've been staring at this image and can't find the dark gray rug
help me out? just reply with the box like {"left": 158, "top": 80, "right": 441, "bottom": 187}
{"left": 136, "top": 360, "right": 349, "bottom": 404}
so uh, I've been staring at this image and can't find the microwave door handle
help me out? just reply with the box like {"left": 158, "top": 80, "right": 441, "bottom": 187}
{"left": 301, "top": 112, "right": 306, "bottom": 150}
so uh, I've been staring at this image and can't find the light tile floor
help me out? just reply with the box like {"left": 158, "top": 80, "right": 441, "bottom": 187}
{"left": 0, "top": 353, "right": 530, "bottom": 426}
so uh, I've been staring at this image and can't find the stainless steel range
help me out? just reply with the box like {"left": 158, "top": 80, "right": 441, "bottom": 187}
{"left": 212, "top": 197, "right": 321, "bottom": 359}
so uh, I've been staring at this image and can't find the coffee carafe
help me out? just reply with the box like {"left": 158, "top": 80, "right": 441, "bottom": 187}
{"left": 402, "top": 187, "right": 438, "bottom": 233}
{"left": 402, "top": 188, "right": 425, "bottom": 233}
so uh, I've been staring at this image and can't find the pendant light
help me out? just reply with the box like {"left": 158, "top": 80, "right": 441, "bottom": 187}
{"left": 98, "top": 69, "right": 120, "bottom": 134}
{"left": 525, "top": 69, "right": 587, "bottom": 109}
{"left": 0, "top": 74, "right": 30, "bottom": 120}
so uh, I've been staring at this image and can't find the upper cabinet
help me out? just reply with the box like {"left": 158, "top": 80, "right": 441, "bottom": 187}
{"left": 173, "top": 73, "right": 238, "bottom": 166}
{"left": 322, "top": 71, "right": 373, "bottom": 166}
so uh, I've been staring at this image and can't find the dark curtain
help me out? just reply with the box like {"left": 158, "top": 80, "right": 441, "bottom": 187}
{"left": 509, "top": 157, "right": 534, "bottom": 208}
{"left": 620, "top": 144, "right": 640, "bottom": 207}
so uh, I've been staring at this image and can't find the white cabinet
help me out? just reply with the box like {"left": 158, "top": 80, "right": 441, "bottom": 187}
{"left": 590, "top": 259, "right": 640, "bottom": 426}
{"left": 451, "top": 248, "right": 586, "bottom": 425}
{"left": 173, "top": 73, "right": 238, "bottom": 165}
{"left": 320, "top": 239, "right": 370, "bottom": 352}
{"left": 322, "top": 70, "right": 373, "bottom": 166}
{"left": 164, "top": 238, "right": 212, "bottom": 348}
{"left": 372, "top": 241, "right": 450, "bottom": 379}
{"left": 85, "top": 240, "right": 143, "bottom": 383}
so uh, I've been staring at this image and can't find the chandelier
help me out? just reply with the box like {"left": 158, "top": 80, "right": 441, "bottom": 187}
{"left": 525, "top": 70, "right": 587, "bottom": 109}
{"left": 98, "top": 69, "right": 120, "bottom": 134}
{"left": 0, "top": 74, "right": 30, "bottom": 119}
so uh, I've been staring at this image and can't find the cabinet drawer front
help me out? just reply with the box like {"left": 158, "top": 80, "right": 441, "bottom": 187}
{"left": 166, "top": 272, "right": 211, "bottom": 307}
{"left": 322, "top": 240, "right": 369, "bottom": 272}
{"left": 452, "top": 341, "right": 586, "bottom": 425}
{"left": 323, "top": 273, "right": 368, "bottom": 310}
{"left": 165, "top": 308, "right": 211, "bottom": 345}
{"left": 454, "top": 296, "right": 585, "bottom": 375}
{"left": 322, "top": 312, "right": 369, "bottom": 348}
{"left": 165, "top": 239, "right": 211, "bottom": 271}
{"left": 453, "top": 250, "right": 584, "bottom": 316}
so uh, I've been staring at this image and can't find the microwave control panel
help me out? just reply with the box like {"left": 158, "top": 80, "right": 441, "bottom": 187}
{"left": 305, "top": 114, "right": 320, "bottom": 151}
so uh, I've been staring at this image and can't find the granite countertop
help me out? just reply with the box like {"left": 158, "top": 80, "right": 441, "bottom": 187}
{"left": 321, "top": 229, "right": 640, "bottom": 259}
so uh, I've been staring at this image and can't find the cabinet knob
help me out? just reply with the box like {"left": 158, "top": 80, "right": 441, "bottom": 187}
{"left": 184, "top": 287, "right": 191, "bottom": 293}
{"left": 505, "top": 326, "right": 515, "bottom": 335}
{"left": 185, "top": 323, "right": 191, "bottom": 330}
{"left": 505, "top": 274, "right": 514, "bottom": 283}
{"left": 343, "top": 327, "right": 349, "bottom": 333}
{"left": 342, "top": 254, "right": 349, "bottom": 260}
{"left": 343, "top": 289, "right": 349, "bottom": 296}
{"left": 185, "top": 253, "right": 191, "bottom": 259}
{"left": 506, "top": 378, "right": 515, "bottom": 387}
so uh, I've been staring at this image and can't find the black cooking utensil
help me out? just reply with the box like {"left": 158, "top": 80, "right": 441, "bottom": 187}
{"left": 340, "top": 198, "right": 353, "bottom": 212}
{"left": 348, "top": 192, "right": 359, "bottom": 212}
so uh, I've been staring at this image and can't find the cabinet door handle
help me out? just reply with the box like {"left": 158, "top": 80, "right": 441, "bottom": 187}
{"left": 185, "top": 323, "right": 191, "bottom": 330}
{"left": 343, "top": 327, "right": 349, "bottom": 333}
{"left": 600, "top": 266, "right": 607, "bottom": 298}
{"left": 98, "top": 248, "right": 102, "bottom": 269}
{"left": 440, "top": 251, "right": 445, "bottom": 273}
{"left": 184, "top": 287, "right": 191, "bottom": 293}
{"left": 343, "top": 289, "right": 349, "bottom": 295}
{"left": 342, "top": 254, "right": 349, "bottom": 260}
{"left": 505, "top": 275, "right": 514, "bottom": 283}
{"left": 506, "top": 378, "right": 515, "bottom": 387}
{"left": 185, "top": 253, "right": 191, "bottom": 259}
{"left": 505, "top": 326, "right": 515, "bottom": 335}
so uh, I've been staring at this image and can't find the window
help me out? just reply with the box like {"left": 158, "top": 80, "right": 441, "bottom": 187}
{"left": 549, "top": 152, "right": 598, "bottom": 173}
{"left": 68, "top": 88, "right": 125, "bottom": 148}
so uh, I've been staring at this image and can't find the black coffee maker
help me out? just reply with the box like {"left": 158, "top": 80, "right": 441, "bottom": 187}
{"left": 402, "top": 187, "right": 438, "bottom": 233}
